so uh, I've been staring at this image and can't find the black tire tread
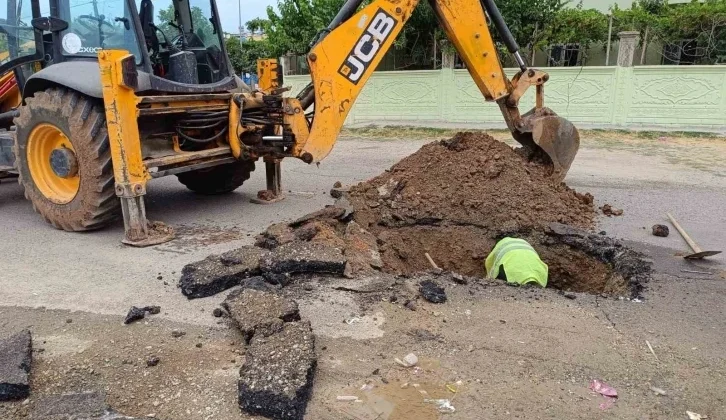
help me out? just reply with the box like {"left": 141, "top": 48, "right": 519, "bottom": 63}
{"left": 14, "top": 87, "right": 119, "bottom": 231}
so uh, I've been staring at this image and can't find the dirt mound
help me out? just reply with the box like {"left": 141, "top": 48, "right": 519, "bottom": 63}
{"left": 348, "top": 132, "right": 595, "bottom": 233}
{"left": 341, "top": 132, "right": 608, "bottom": 284}
{"left": 251, "top": 132, "right": 649, "bottom": 297}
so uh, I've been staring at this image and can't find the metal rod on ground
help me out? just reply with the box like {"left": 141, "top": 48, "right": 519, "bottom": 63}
{"left": 666, "top": 213, "right": 722, "bottom": 259}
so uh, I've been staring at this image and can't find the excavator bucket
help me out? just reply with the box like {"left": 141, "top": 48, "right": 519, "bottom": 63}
{"left": 515, "top": 108, "right": 580, "bottom": 181}
{"left": 531, "top": 115, "right": 580, "bottom": 181}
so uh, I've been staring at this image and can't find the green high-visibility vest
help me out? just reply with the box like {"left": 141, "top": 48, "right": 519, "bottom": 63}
{"left": 485, "top": 237, "right": 548, "bottom": 287}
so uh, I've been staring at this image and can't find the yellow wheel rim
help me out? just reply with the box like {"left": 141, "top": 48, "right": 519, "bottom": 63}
{"left": 26, "top": 123, "right": 80, "bottom": 204}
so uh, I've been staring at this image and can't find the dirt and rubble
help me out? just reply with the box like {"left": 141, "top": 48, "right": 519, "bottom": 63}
{"left": 2, "top": 132, "right": 659, "bottom": 420}
{"left": 219, "top": 132, "right": 650, "bottom": 298}
{"left": 166, "top": 131, "right": 654, "bottom": 418}
{"left": 2, "top": 129, "right": 724, "bottom": 420}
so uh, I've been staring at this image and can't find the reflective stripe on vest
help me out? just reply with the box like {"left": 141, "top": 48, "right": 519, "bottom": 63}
{"left": 488, "top": 238, "right": 535, "bottom": 277}
{"left": 490, "top": 245, "right": 537, "bottom": 277}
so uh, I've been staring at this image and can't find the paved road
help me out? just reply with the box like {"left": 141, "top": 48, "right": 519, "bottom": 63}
{"left": 1, "top": 136, "right": 724, "bottom": 324}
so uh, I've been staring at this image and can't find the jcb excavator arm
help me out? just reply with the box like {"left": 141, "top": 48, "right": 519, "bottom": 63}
{"left": 283, "top": 0, "right": 580, "bottom": 179}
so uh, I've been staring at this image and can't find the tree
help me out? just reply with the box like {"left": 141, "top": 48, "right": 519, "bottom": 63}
{"left": 652, "top": 0, "right": 726, "bottom": 64}
{"left": 608, "top": 0, "right": 726, "bottom": 64}
{"left": 263, "top": 0, "right": 444, "bottom": 69}
{"left": 265, "top": 0, "right": 345, "bottom": 57}
{"left": 391, "top": 1, "right": 440, "bottom": 69}
{"left": 497, "top": 0, "right": 568, "bottom": 57}
{"left": 246, "top": 18, "right": 270, "bottom": 34}
{"left": 611, "top": 1, "right": 656, "bottom": 34}
{"left": 226, "top": 36, "right": 272, "bottom": 74}
{"left": 543, "top": 6, "right": 608, "bottom": 50}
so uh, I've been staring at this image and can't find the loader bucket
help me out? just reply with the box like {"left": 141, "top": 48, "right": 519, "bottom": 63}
{"left": 514, "top": 107, "right": 580, "bottom": 182}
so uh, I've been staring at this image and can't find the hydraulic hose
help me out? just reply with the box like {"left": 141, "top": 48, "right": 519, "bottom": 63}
{"left": 480, "top": 0, "right": 527, "bottom": 71}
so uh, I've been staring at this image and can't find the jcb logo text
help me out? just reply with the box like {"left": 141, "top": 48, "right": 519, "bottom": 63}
{"left": 338, "top": 9, "right": 397, "bottom": 84}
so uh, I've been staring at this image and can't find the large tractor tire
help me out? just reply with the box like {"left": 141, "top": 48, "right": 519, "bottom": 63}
{"left": 176, "top": 160, "right": 255, "bottom": 195}
{"left": 14, "top": 87, "right": 119, "bottom": 231}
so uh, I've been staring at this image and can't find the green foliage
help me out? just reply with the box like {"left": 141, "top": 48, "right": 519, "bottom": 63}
{"left": 497, "top": 0, "right": 568, "bottom": 49}
{"left": 257, "top": 0, "right": 726, "bottom": 67}
{"left": 390, "top": 2, "right": 439, "bottom": 68}
{"left": 226, "top": 36, "right": 272, "bottom": 74}
{"left": 543, "top": 7, "right": 608, "bottom": 48}
{"left": 246, "top": 18, "right": 270, "bottom": 34}
{"left": 264, "top": 0, "right": 450, "bottom": 68}
{"left": 652, "top": 0, "right": 726, "bottom": 64}
{"left": 609, "top": 0, "right": 726, "bottom": 64}
{"left": 265, "top": 0, "right": 345, "bottom": 57}
{"left": 611, "top": 1, "right": 656, "bottom": 33}
{"left": 157, "top": 5, "right": 180, "bottom": 39}
{"left": 190, "top": 6, "right": 215, "bottom": 42}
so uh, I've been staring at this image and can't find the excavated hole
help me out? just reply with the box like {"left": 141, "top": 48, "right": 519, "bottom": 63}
{"left": 373, "top": 225, "right": 648, "bottom": 298}
{"left": 254, "top": 132, "right": 653, "bottom": 299}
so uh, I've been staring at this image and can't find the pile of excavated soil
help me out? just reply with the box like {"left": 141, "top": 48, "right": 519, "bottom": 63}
{"left": 349, "top": 132, "right": 595, "bottom": 232}
{"left": 250, "top": 132, "right": 649, "bottom": 297}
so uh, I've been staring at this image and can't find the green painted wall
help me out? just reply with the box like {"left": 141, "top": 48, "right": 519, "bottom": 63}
{"left": 284, "top": 66, "right": 726, "bottom": 131}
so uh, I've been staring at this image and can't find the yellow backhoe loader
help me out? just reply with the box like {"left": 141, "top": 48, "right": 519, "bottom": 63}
{"left": 0, "top": 0, "right": 579, "bottom": 246}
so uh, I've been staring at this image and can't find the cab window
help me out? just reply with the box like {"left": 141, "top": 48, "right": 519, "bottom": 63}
{"left": 59, "top": 0, "right": 141, "bottom": 63}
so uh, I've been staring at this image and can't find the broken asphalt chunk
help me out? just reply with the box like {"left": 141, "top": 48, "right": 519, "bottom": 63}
{"left": 330, "top": 186, "right": 348, "bottom": 199}
{"left": 238, "top": 321, "right": 316, "bottom": 420}
{"left": 335, "top": 196, "right": 355, "bottom": 221}
{"left": 419, "top": 280, "right": 447, "bottom": 303}
{"left": 289, "top": 206, "right": 345, "bottom": 228}
{"left": 263, "top": 272, "right": 290, "bottom": 287}
{"left": 123, "top": 306, "right": 147, "bottom": 325}
{"left": 123, "top": 305, "right": 160, "bottom": 324}
{"left": 223, "top": 288, "right": 300, "bottom": 343}
{"left": 241, "top": 276, "right": 281, "bottom": 292}
{"left": 143, "top": 305, "right": 161, "bottom": 315}
{"left": 600, "top": 204, "right": 623, "bottom": 217}
{"left": 255, "top": 223, "right": 296, "bottom": 249}
{"left": 179, "top": 246, "right": 267, "bottom": 299}
{"left": 0, "top": 329, "right": 32, "bottom": 401}
{"left": 260, "top": 241, "right": 346, "bottom": 275}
